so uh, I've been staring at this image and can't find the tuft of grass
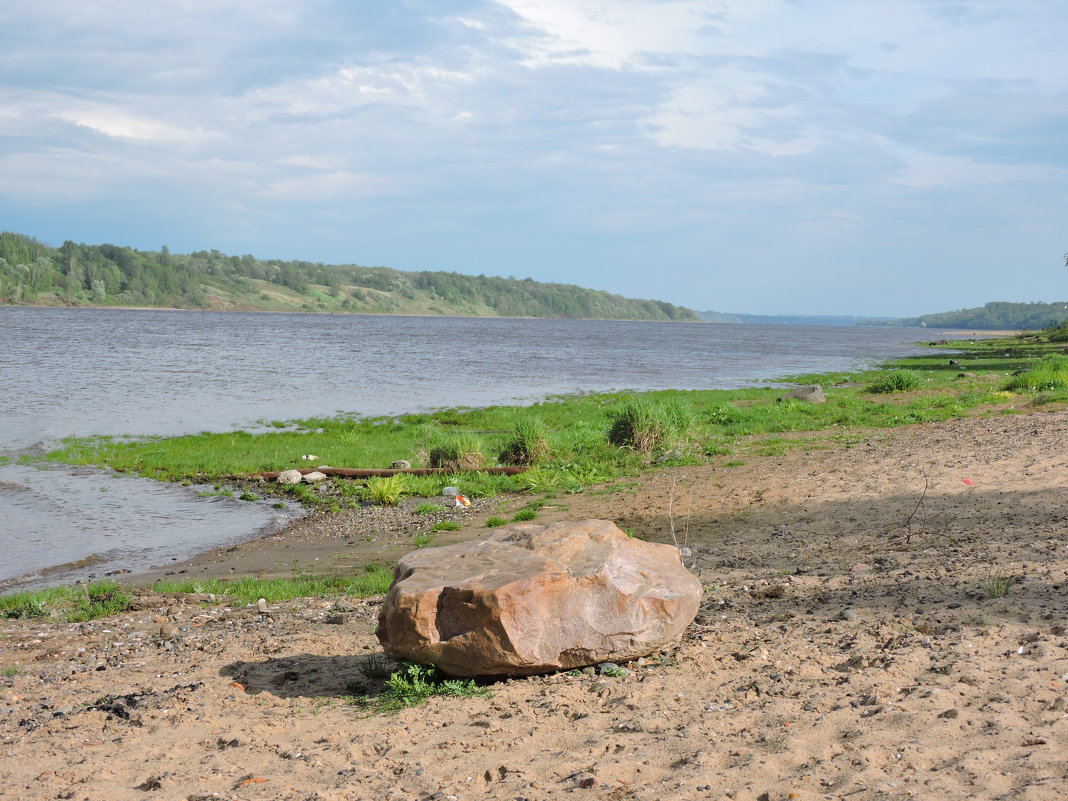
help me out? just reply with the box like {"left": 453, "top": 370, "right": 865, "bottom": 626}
{"left": 512, "top": 508, "right": 537, "bottom": 522}
{"left": 1003, "top": 354, "right": 1068, "bottom": 393}
{"left": 3, "top": 664, "right": 20, "bottom": 677}
{"left": 364, "top": 475, "right": 408, "bottom": 506}
{"left": 607, "top": 397, "right": 690, "bottom": 454}
{"left": 412, "top": 532, "right": 435, "bottom": 548}
{"left": 499, "top": 417, "right": 552, "bottom": 466}
{"left": 426, "top": 432, "right": 486, "bottom": 471}
{"left": 867, "top": 369, "right": 923, "bottom": 394}
{"left": 485, "top": 516, "right": 508, "bottom": 527}
{"left": 431, "top": 520, "right": 461, "bottom": 532}
{"left": 415, "top": 503, "right": 443, "bottom": 515}
{"left": 983, "top": 574, "right": 1020, "bottom": 598}
{"left": 358, "top": 653, "right": 393, "bottom": 680}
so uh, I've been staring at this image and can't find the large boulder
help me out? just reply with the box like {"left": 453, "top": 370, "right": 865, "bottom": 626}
{"left": 376, "top": 519, "right": 702, "bottom": 677}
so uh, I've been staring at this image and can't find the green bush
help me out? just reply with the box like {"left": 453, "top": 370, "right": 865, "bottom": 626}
{"left": 867, "top": 369, "right": 923, "bottom": 394}
{"left": 485, "top": 516, "right": 508, "bottom": 527}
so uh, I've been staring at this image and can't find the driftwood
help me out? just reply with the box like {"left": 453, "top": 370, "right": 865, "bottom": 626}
{"left": 231, "top": 466, "right": 529, "bottom": 480}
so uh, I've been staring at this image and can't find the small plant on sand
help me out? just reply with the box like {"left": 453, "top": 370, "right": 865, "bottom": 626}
{"left": 983, "top": 573, "right": 1020, "bottom": 598}
{"left": 426, "top": 432, "right": 486, "bottom": 471}
{"left": 415, "top": 503, "right": 442, "bottom": 515}
{"left": 512, "top": 508, "right": 537, "bottom": 522}
{"left": 499, "top": 417, "right": 552, "bottom": 466}
{"left": 377, "top": 661, "right": 488, "bottom": 711}
{"left": 364, "top": 475, "right": 408, "bottom": 506}
{"left": 431, "top": 520, "right": 461, "bottom": 532}
{"left": 358, "top": 653, "right": 393, "bottom": 680}
{"left": 607, "top": 397, "right": 690, "bottom": 455}
{"left": 867, "top": 369, "right": 923, "bottom": 394}
{"left": 412, "top": 532, "right": 435, "bottom": 548}
{"left": 67, "top": 581, "right": 133, "bottom": 623}
{"left": 3, "top": 664, "right": 20, "bottom": 677}
{"left": 485, "top": 516, "right": 507, "bottom": 527}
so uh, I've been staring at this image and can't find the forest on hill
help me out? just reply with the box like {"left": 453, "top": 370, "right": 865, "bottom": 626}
{"left": 0, "top": 232, "right": 700, "bottom": 322}
{"left": 888, "top": 301, "right": 1068, "bottom": 330}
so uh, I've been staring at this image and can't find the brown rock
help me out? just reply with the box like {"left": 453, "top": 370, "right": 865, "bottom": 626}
{"left": 377, "top": 519, "right": 702, "bottom": 676}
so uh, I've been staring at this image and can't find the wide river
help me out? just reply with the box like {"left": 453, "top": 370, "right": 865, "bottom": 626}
{"left": 0, "top": 307, "right": 937, "bottom": 588}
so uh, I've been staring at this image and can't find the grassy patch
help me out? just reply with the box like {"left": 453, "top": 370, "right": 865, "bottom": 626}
{"left": 1, "top": 580, "right": 133, "bottom": 622}
{"left": 484, "top": 516, "right": 508, "bottom": 527}
{"left": 151, "top": 565, "right": 392, "bottom": 604}
{"left": 1003, "top": 354, "right": 1068, "bottom": 393}
{"left": 33, "top": 333, "right": 1067, "bottom": 511}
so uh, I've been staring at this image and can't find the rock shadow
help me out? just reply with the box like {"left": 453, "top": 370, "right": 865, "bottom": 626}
{"left": 220, "top": 652, "right": 387, "bottom": 699}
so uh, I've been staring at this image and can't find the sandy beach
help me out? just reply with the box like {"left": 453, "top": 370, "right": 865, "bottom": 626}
{"left": 2, "top": 407, "right": 1067, "bottom": 800}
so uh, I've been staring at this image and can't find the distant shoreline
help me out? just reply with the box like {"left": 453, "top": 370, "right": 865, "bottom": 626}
{"left": 0, "top": 302, "right": 706, "bottom": 325}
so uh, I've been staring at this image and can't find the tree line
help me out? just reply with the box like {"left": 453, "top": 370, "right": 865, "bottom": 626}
{"left": 885, "top": 301, "right": 1068, "bottom": 330}
{"left": 0, "top": 232, "right": 700, "bottom": 322}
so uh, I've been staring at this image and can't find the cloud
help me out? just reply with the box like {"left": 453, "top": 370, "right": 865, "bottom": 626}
{"left": 0, "top": 0, "right": 1066, "bottom": 314}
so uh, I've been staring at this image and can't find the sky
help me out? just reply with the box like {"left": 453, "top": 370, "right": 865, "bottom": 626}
{"left": 1, "top": 1, "right": 1066, "bottom": 317}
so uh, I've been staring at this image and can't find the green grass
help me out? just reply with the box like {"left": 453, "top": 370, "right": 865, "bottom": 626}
{"left": 1003, "top": 354, "right": 1068, "bottom": 393}
{"left": 485, "top": 516, "right": 508, "bottom": 527}
{"left": 983, "top": 574, "right": 1020, "bottom": 599}
{"left": 415, "top": 503, "right": 443, "bottom": 515}
{"left": 499, "top": 416, "right": 552, "bottom": 466}
{"left": 364, "top": 475, "right": 408, "bottom": 506}
{"left": 430, "top": 520, "right": 461, "bottom": 532}
{"left": 151, "top": 565, "right": 393, "bottom": 603}
{"left": 426, "top": 432, "right": 486, "bottom": 471}
{"left": 33, "top": 333, "right": 1068, "bottom": 511}
{"left": 412, "top": 532, "right": 435, "bottom": 548}
{"left": 867, "top": 369, "right": 924, "bottom": 394}
{"left": 607, "top": 396, "right": 691, "bottom": 455}
{"left": 1, "top": 580, "right": 133, "bottom": 622}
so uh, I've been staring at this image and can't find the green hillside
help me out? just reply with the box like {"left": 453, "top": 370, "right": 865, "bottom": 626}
{"left": 891, "top": 301, "right": 1068, "bottom": 330}
{"left": 0, "top": 232, "right": 700, "bottom": 322}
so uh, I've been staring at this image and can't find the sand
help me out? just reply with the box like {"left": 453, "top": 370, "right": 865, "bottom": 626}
{"left": 2, "top": 408, "right": 1067, "bottom": 800}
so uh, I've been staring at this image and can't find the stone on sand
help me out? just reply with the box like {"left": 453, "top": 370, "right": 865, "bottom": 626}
{"left": 376, "top": 519, "right": 702, "bottom": 677}
{"left": 276, "top": 469, "right": 303, "bottom": 485}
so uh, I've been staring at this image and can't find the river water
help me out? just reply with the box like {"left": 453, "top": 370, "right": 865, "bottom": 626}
{"left": 0, "top": 307, "right": 935, "bottom": 588}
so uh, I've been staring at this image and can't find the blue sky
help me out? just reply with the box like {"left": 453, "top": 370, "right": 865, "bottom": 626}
{"left": 1, "top": 0, "right": 1066, "bottom": 316}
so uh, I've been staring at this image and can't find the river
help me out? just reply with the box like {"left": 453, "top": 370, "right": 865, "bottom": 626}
{"left": 0, "top": 307, "right": 936, "bottom": 588}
